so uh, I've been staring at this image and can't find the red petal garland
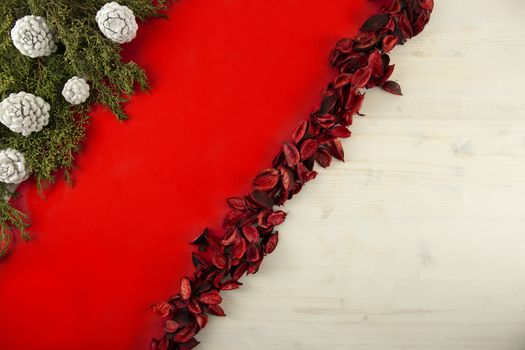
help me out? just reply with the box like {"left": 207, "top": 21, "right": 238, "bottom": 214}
{"left": 151, "top": 1, "right": 434, "bottom": 349}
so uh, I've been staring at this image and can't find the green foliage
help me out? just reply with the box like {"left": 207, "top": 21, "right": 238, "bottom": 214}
{"left": 0, "top": 0, "right": 170, "bottom": 257}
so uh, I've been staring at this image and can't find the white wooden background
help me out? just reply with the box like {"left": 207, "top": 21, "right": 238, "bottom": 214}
{"left": 199, "top": 1, "right": 525, "bottom": 349}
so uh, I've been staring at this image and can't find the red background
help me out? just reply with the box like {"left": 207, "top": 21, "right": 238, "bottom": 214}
{"left": 0, "top": 1, "right": 378, "bottom": 349}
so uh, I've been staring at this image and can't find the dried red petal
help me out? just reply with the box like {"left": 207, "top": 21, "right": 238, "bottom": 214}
{"left": 292, "top": 120, "right": 308, "bottom": 144}
{"left": 174, "top": 323, "right": 198, "bottom": 343}
{"left": 253, "top": 168, "right": 280, "bottom": 192}
{"left": 246, "top": 244, "right": 260, "bottom": 262}
{"left": 190, "top": 228, "right": 208, "bottom": 247}
{"left": 382, "top": 35, "right": 398, "bottom": 53}
{"left": 232, "top": 235, "right": 247, "bottom": 260}
{"left": 221, "top": 227, "right": 238, "bottom": 246}
{"left": 242, "top": 225, "right": 260, "bottom": 243}
{"left": 420, "top": 0, "right": 434, "bottom": 11}
{"left": 221, "top": 280, "right": 242, "bottom": 291}
{"left": 352, "top": 67, "right": 372, "bottom": 88}
{"left": 319, "top": 94, "right": 337, "bottom": 115}
{"left": 179, "top": 338, "right": 200, "bottom": 350}
{"left": 232, "top": 261, "right": 248, "bottom": 281}
{"left": 206, "top": 304, "right": 226, "bottom": 317}
{"left": 296, "top": 163, "right": 318, "bottom": 183}
{"left": 151, "top": 302, "right": 172, "bottom": 318}
{"left": 197, "top": 290, "right": 222, "bottom": 305}
{"left": 380, "top": 64, "right": 395, "bottom": 85}
{"left": 164, "top": 320, "right": 180, "bottom": 334}
{"left": 195, "top": 313, "right": 208, "bottom": 329}
{"left": 282, "top": 142, "right": 300, "bottom": 167}
{"left": 334, "top": 73, "right": 352, "bottom": 89}
{"left": 212, "top": 253, "right": 227, "bottom": 269}
{"left": 335, "top": 38, "right": 353, "bottom": 53}
{"left": 264, "top": 233, "right": 279, "bottom": 255}
{"left": 278, "top": 166, "right": 295, "bottom": 191}
{"left": 299, "top": 138, "right": 319, "bottom": 160}
{"left": 315, "top": 148, "right": 332, "bottom": 168}
{"left": 368, "top": 50, "right": 383, "bottom": 77}
{"left": 360, "top": 14, "right": 389, "bottom": 32}
{"left": 180, "top": 278, "right": 192, "bottom": 301}
{"left": 329, "top": 139, "right": 345, "bottom": 162}
{"left": 330, "top": 126, "right": 351, "bottom": 138}
{"left": 250, "top": 190, "right": 274, "bottom": 209}
{"left": 226, "top": 197, "right": 246, "bottom": 210}
{"left": 382, "top": 80, "right": 403, "bottom": 95}
{"left": 151, "top": 336, "right": 169, "bottom": 350}
{"left": 186, "top": 297, "right": 202, "bottom": 314}
{"left": 267, "top": 211, "right": 287, "bottom": 226}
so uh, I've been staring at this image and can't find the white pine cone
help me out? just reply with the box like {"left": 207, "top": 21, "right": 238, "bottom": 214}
{"left": 62, "top": 77, "right": 90, "bottom": 105}
{"left": 96, "top": 2, "right": 138, "bottom": 44}
{"left": 0, "top": 149, "right": 30, "bottom": 184}
{"left": 0, "top": 92, "right": 50, "bottom": 137}
{"left": 11, "top": 15, "right": 58, "bottom": 58}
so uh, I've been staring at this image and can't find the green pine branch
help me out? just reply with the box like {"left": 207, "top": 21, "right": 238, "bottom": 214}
{"left": 0, "top": 0, "right": 172, "bottom": 257}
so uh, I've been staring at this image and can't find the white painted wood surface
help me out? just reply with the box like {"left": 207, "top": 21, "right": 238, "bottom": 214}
{"left": 199, "top": 1, "right": 525, "bottom": 349}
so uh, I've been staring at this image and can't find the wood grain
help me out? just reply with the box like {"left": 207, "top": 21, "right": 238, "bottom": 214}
{"left": 199, "top": 1, "right": 525, "bottom": 349}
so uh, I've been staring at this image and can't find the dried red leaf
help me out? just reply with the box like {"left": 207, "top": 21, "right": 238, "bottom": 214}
{"left": 250, "top": 190, "right": 274, "bottom": 209}
{"left": 267, "top": 211, "right": 287, "bottom": 226}
{"left": 197, "top": 290, "right": 222, "bottom": 305}
{"left": 352, "top": 67, "right": 373, "bottom": 89}
{"left": 195, "top": 313, "right": 208, "bottom": 329}
{"left": 221, "top": 280, "right": 242, "bottom": 291}
{"left": 334, "top": 73, "right": 352, "bottom": 89}
{"left": 150, "top": 337, "right": 169, "bottom": 350}
{"left": 242, "top": 225, "right": 260, "bottom": 243}
{"left": 315, "top": 149, "right": 332, "bottom": 168}
{"left": 382, "top": 35, "right": 398, "bottom": 53}
{"left": 296, "top": 162, "right": 318, "bottom": 183}
{"left": 360, "top": 13, "right": 389, "bottom": 32}
{"left": 221, "top": 227, "right": 238, "bottom": 246}
{"left": 292, "top": 120, "right": 308, "bottom": 144}
{"left": 382, "top": 80, "right": 403, "bottom": 96}
{"left": 329, "top": 139, "right": 345, "bottom": 161}
{"left": 246, "top": 244, "right": 260, "bottom": 263}
{"left": 319, "top": 94, "right": 337, "bottom": 115}
{"left": 190, "top": 228, "right": 208, "bottom": 248}
{"left": 335, "top": 38, "right": 353, "bottom": 53}
{"left": 253, "top": 168, "right": 280, "bottom": 192}
{"left": 191, "top": 252, "right": 208, "bottom": 270}
{"left": 300, "top": 138, "right": 319, "bottom": 160}
{"left": 212, "top": 253, "right": 227, "bottom": 269}
{"left": 232, "top": 261, "right": 248, "bottom": 281}
{"left": 368, "top": 50, "right": 383, "bottom": 77}
{"left": 330, "top": 126, "right": 351, "bottom": 138}
{"left": 226, "top": 197, "right": 246, "bottom": 211}
{"left": 179, "top": 338, "right": 200, "bottom": 350}
{"left": 380, "top": 64, "right": 395, "bottom": 85}
{"left": 282, "top": 142, "right": 300, "bottom": 167}
{"left": 232, "top": 235, "right": 247, "bottom": 260}
{"left": 180, "top": 278, "right": 192, "bottom": 301}
{"left": 164, "top": 320, "right": 180, "bottom": 334}
{"left": 264, "top": 233, "right": 279, "bottom": 255}
{"left": 279, "top": 166, "right": 295, "bottom": 191}
{"left": 420, "top": 0, "right": 434, "bottom": 11}
{"left": 206, "top": 304, "right": 226, "bottom": 317}
{"left": 151, "top": 302, "right": 172, "bottom": 318}
{"left": 186, "top": 297, "right": 202, "bottom": 314}
{"left": 174, "top": 323, "right": 198, "bottom": 343}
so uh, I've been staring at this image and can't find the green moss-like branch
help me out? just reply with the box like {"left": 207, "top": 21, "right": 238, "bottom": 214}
{"left": 0, "top": 0, "right": 171, "bottom": 257}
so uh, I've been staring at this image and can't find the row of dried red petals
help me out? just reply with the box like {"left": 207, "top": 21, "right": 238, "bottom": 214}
{"left": 150, "top": 1, "right": 434, "bottom": 349}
